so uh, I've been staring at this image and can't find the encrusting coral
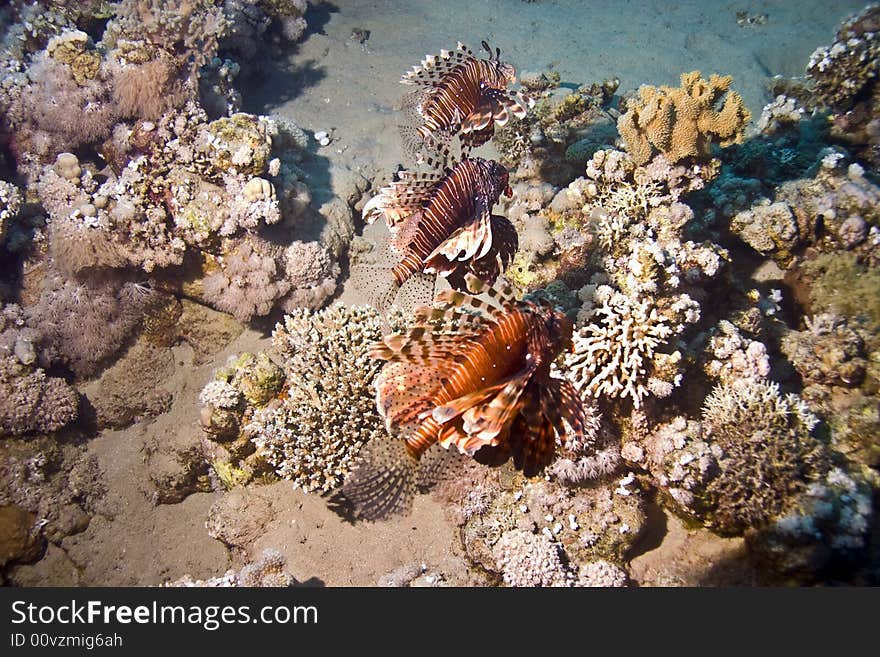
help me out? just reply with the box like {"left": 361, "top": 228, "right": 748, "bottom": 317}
{"left": 617, "top": 71, "right": 751, "bottom": 165}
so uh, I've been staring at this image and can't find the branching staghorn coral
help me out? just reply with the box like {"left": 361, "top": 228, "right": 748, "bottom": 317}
{"left": 617, "top": 71, "right": 751, "bottom": 165}
{"left": 246, "top": 305, "right": 389, "bottom": 493}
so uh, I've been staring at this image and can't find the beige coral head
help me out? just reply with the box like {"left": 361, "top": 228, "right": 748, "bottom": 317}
{"left": 618, "top": 70, "right": 751, "bottom": 165}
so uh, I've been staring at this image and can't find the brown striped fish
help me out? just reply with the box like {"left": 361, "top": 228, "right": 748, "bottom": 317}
{"left": 359, "top": 156, "right": 517, "bottom": 312}
{"left": 339, "top": 275, "right": 588, "bottom": 520}
{"left": 399, "top": 41, "right": 533, "bottom": 167}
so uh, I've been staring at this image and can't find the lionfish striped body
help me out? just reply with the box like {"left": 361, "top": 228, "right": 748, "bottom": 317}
{"left": 341, "top": 275, "right": 588, "bottom": 520}
{"left": 400, "top": 41, "right": 533, "bottom": 166}
{"left": 361, "top": 157, "right": 518, "bottom": 309}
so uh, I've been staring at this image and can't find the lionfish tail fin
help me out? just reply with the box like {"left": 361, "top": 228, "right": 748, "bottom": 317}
{"left": 339, "top": 438, "right": 419, "bottom": 521}
{"left": 399, "top": 123, "right": 457, "bottom": 170}
{"left": 349, "top": 264, "right": 401, "bottom": 315}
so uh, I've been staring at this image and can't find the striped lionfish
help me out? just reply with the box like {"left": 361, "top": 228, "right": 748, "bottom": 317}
{"left": 340, "top": 275, "right": 588, "bottom": 520}
{"left": 399, "top": 41, "right": 533, "bottom": 166}
{"left": 360, "top": 156, "right": 518, "bottom": 311}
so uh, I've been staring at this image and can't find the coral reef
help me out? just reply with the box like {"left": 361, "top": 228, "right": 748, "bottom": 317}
{"left": 1, "top": 0, "right": 337, "bottom": 337}
{"left": 807, "top": 5, "right": 880, "bottom": 166}
{"left": 565, "top": 286, "right": 689, "bottom": 408}
{"left": 0, "top": 303, "right": 79, "bottom": 435}
{"left": 617, "top": 71, "right": 751, "bottom": 165}
{"left": 493, "top": 529, "right": 573, "bottom": 587}
{"left": 246, "top": 305, "right": 387, "bottom": 493}
{"left": 446, "top": 455, "right": 643, "bottom": 585}
{"left": 698, "top": 379, "right": 824, "bottom": 535}
{"left": 494, "top": 72, "right": 619, "bottom": 178}
{"left": 0, "top": 354, "right": 78, "bottom": 436}
{"left": 782, "top": 313, "right": 879, "bottom": 468}
{"left": 0, "top": 180, "right": 22, "bottom": 246}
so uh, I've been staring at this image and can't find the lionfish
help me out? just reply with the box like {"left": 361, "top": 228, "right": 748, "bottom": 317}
{"left": 340, "top": 275, "right": 588, "bottom": 520}
{"left": 359, "top": 156, "right": 518, "bottom": 311}
{"left": 399, "top": 41, "right": 533, "bottom": 166}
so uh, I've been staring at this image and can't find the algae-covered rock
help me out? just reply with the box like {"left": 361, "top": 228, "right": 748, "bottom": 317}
{"left": 229, "top": 352, "right": 284, "bottom": 407}
{"left": 0, "top": 506, "right": 43, "bottom": 567}
{"left": 203, "top": 113, "right": 273, "bottom": 176}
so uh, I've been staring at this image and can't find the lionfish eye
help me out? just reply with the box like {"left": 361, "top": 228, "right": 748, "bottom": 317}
{"left": 495, "top": 47, "right": 501, "bottom": 61}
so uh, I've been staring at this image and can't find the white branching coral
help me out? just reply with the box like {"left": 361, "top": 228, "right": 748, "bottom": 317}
{"left": 564, "top": 286, "right": 691, "bottom": 407}
{"left": 702, "top": 379, "right": 820, "bottom": 437}
{"left": 246, "top": 305, "right": 388, "bottom": 493}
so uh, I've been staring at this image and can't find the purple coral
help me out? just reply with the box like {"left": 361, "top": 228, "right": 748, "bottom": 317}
{"left": 26, "top": 274, "right": 148, "bottom": 378}
{"left": 201, "top": 237, "right": 292, "bottom": 322}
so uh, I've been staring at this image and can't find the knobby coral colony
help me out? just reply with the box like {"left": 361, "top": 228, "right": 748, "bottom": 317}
{"left": 361, "top": 156, "right": 518, "bottom": 309}
{"left": 399, "top": 40, "right": 533, "bottom": 166}
{"left": 341, "top": 275, "right": 588, "bottom": 520}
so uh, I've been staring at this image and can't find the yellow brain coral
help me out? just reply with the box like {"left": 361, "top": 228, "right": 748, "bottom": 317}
{"left": 618, "top": 71, "right": 751, "bottom": 165}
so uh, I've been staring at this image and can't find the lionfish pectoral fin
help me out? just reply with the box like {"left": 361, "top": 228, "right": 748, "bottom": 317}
{"left": 361, "top": 194, "right": 386, "bottom": 224}
{"left": 373, "top": 360, "right": 453, "bottom": 433}
{"left": 431, "top": 382, "right": 507, "bottom": 424}
{"left": 488, "top": 214, "right": 518, "bottom": 269}
{"left": 414, "top": 442, "right": 466, "bottom": 490}
{"left": 461, "top": 371, "right": 531, "bottom": 439}
{"left": 338, "top": 437, "right": 419, "bottom": 521}
{"left": 349, "top": 264, "right": 401, "bottom": 316}
{"left": 399, "top": 123, "right": 456, "bottom": 170}
{"left": 393, "top": 271, "right": 438, "bottom": 316}
{"left": 388, "top": 210, "right": 424, "bottom": 252}
{"left": 424, "top": 205, "right": 493, "bottom": 268}
{"left": 555, "top": 378, "right": 589, "bottom": 446}
{"left": 510, "top": 398, "right": 557, "bottom": 477}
